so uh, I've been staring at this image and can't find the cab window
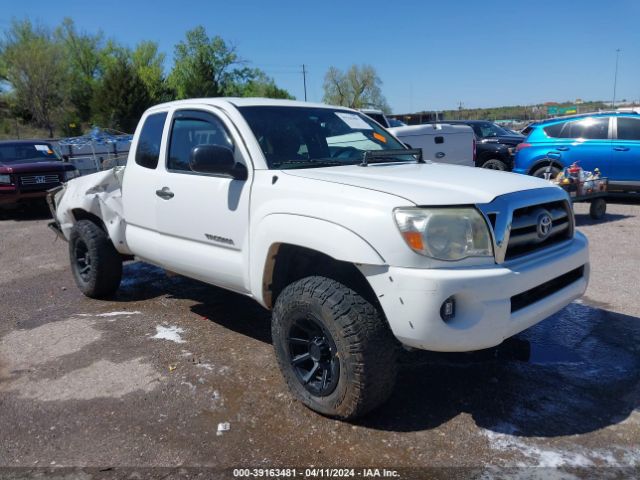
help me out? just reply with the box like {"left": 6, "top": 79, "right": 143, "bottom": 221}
{"left": 135, "top": 112, "right": 167, "bottom": 169}
{"left": 167, "top": 111, "right": 234, "bottom": 172}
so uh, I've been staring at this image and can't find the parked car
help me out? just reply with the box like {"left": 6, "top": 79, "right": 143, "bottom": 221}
{"left": 428, "top": 120, "right": 524, "bottom": 171}
{"left": 0, "top": 140, "right": 79, "bottom": 206}
{"left": 49, "top": 98, "right": 589, "bottom": 419}
{"left": 513, "top": 112, "right": 640, "bottom": 193}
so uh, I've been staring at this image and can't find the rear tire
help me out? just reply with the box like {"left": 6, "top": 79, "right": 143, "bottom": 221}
{"left": 480, "top": 158, "right": 508, "bottom": 171}
{"left": 272, "top": 276, "right": 398, "bottom": 419}
{"left": 69, "top": 220, "right": 122, "bottom": 298}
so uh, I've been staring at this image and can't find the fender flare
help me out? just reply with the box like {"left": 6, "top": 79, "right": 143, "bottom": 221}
{"left": 250, "top": 214, "right": 386, "bottom": 307}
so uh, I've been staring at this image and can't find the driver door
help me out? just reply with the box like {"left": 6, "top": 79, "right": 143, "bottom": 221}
{"left": 154, "top": 108, "right": 252, "bottom": 293}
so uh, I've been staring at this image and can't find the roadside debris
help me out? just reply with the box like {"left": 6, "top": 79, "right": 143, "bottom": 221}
{"left": 217, "top": 422, "right": 230, "bottom": 436}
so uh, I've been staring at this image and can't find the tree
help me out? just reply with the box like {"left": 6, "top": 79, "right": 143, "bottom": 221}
{"left": 0, "top": 20, "right": 68, "bottom": 137}
{"left": 91, "top": 54, "right": 151, "bottom": 133}
{"left": 227, "top": 68, "right": 294, "bottom": 99}
{"left": 56, "top": 18, "right": 103, "bottom": 121}
{"left": 322, "top": 64, "right": 389, "bottom": 112}
{"left": 131, "top": 41, "right": 172, "bottom": 103}
{"left": 168, "top": 26, "right": 246, "bottom": 99}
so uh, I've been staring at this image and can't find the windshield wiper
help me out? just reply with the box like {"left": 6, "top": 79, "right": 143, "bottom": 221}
{"left": 360, "top": 148, "right": 424, "bottom": 167}
{"left": 274, "top": 159, "right": 348, "bottom": 169}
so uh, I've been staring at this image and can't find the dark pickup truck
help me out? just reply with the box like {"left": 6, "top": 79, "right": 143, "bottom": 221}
{"left": 0, "top": 140, "right": 79, "bottom": 206}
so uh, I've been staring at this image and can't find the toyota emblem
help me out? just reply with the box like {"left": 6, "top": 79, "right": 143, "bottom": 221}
{"left": 537, "top": 211, "right": 553, "bottom": 240}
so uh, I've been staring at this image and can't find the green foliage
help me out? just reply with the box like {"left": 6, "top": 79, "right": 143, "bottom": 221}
{"left": 323, "top": 65, "right": 389, "bottom": 112}
{"left": 169, "top": 26, "right": 241, "bottom": 99}
{"left": 91, "top": 55, "right": 151, "bottom": 133}
{"left": 132, "top": 41, "right": 173, "bottom": 103}
{"left": 56, "top": 18, "right": 103, "bottom": 121}
{"left": 438, "top": 101, "right": 611, "bottom": 122}
{"left": 227, "top": 68, "right": 294, "bottom": 99}
{"left": 0, "top": 19, "right": 68, "bottom": 137}
{"left": 0, "top": 20, "right": 295, "bottom": 136}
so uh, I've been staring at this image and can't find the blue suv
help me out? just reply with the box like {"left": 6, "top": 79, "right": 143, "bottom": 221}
{"left": 514, "top": 112, "right": 640, "bottom": 193}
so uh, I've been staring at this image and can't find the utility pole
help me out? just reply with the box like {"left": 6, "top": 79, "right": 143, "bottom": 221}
{"left": 612, "top": 49, "right": 621, "bottom": 108}
{"left": 302, "top": 64, "right": 308, "bottom": 101}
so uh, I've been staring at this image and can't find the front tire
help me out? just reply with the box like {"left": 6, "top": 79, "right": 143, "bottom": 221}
{"left": 480, "top": 158, "right": 508, "bottom": 171}
{"left": 272, "top": 276, "right": 398, "bottom": 419}
{"left": 69, "top": 220, "right": 122, "bottom": 298}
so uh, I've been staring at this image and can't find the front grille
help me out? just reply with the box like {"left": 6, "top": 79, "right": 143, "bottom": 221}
{"left": 20, "top": 173, "right": 60, "bottom": 186}
{"left": 511, "top": 266, "right": 584, "bottom": 313}
{"left": 505, "top": 200, "right": 572, "bottom": 260}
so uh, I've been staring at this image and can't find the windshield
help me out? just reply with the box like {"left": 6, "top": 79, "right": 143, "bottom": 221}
{"left": 0, "top": 143, "right": 60, "bottom": 164}
{"left": 238, "top": 106, "right": 412, "bottom": 169}
{"left": 475, "top": 122, "right": 509, "bottom": 138}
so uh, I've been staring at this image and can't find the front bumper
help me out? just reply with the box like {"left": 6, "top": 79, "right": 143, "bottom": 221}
{"left": 362, "top": 232, "right": 589, "bottom": 352}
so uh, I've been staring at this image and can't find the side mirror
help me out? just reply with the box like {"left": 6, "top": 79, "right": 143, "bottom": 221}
{"left": 189, "top": 145, "right": 247, "bottom": 180}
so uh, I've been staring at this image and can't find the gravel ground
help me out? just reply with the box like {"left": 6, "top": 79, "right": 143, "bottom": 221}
{"left": 0, "top": 200, "right": 638, "bottom": 479}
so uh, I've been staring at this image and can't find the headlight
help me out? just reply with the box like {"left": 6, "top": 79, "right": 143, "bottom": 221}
{"left": 394, "top": 207, "right": 493, "bottom": 261}
{"left": 0, "top": 174, "right": 11, "bottom": 184}
{"left": 63, "top": 169, "right": 80, "bottom": 181}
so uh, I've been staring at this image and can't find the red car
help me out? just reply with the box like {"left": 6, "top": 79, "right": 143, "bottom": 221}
{"left": 0, "top": 140, "right": 79, "bottom": 206}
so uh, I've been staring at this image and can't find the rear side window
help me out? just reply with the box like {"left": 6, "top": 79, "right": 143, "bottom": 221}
{"left": 135, "top": 112, "right": 167, "bottom": 169}
{"left": 544, "top": 117, "right": 608, "bottom": 140}
{"left": 617, "top": 117, "right": 640, "bottom": 140}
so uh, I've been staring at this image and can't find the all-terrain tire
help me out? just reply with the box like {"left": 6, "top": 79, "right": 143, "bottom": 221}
{"left": 69, "top": 219, "right": 122, "bottom": 298}
{"left": 272, "top": 276, "right": 398, "bottom": 419}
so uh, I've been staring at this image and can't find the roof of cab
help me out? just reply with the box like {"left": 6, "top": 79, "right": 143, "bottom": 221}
{"left": 147, "top": 97, "right": 347, "bottom": 112}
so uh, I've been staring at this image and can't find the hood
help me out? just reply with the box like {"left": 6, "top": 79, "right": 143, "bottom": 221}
{"left": 283, "top": 162, "right": 555, "bottom": 205}
{"left": 0, "top": 160, "right": 74, "bottom": 174}
{"left": 496, "top": 134, "right": 525, "bottom": 146}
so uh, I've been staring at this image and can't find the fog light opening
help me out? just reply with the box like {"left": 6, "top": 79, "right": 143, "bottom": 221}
{"left": 440, "top": 296, "right": 456, "bottom": 322}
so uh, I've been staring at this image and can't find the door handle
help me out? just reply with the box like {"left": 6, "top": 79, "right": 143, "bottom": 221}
{"left": 156, "top": 187, "right": 174, "bottom": 200}
{"left": 556, "top": 147, "right": 570, "bottom": 151}
{"left": 613, "top": 147, "right": 630, "bottom": 151}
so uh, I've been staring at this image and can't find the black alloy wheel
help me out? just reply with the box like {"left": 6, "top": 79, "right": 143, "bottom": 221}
{"left": 288, "top": 316, "right": 340, "bottom": 396}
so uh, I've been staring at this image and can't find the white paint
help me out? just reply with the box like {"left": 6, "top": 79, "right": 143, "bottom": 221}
{"left": 217, "top": 422, "right": 230, "bottom": 436}
{"left": 196, "top": 363, "right": 214, "bottom": 371}
{"left": 151, "top": 325, "right": 185, "bottom": 343}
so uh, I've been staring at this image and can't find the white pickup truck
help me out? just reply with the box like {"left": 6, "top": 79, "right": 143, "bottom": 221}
{"left": 49, "top": 98, "right": 589, "bottom": 419}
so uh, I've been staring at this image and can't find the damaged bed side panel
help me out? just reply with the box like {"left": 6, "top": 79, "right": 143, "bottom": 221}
{"left": 51, "top": 167, "right": 132, "bottom": 255}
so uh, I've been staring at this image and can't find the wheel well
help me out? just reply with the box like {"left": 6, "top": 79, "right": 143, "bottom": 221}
{"left": 265, "top": 244, "right": 379, "bottom": 309}
{"left": 71, "top": 209, "right": 107, "bottom": 232}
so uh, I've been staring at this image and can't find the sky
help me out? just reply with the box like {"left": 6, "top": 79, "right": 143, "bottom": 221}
{"left": 2, "top": 0, "right": 639, "bottom": 113}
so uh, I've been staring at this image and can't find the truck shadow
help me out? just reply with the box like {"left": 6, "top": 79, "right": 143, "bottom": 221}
{"left": 116, "top": 262, "right": 639, "bottom": 438}
{"left": 357, "top": 301, "right": 640, "bottom": 438}
{"left": 574, "top": 212, "right": 632, "bottom": 227}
